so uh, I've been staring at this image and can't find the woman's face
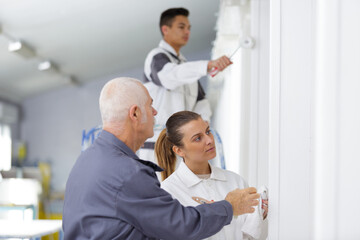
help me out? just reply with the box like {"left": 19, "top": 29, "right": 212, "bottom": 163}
{"left": 175, "top": 118, "right": 216, "bottom": 163}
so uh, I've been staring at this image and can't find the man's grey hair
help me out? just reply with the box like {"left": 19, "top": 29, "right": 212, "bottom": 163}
{"left": 99, "top": 77, "right": 148, "bottom": 124}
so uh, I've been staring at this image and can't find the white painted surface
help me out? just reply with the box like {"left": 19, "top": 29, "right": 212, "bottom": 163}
{"left": 268, "top": 0, "right": 281, "bottom": 238}
{"left": 248, "top": 0, "right": 270, "bottom": 190}
{"left": 333, "top": 0, "right": 360, "bottom": 238}
{"left": 269, "top": 0, "right": 314, "bottom": 238}
{"left": 269, "top": 0, "right": 360, "bottom": 239}
{"left": 313, "top": 0, "right": 339, "bottom": 238}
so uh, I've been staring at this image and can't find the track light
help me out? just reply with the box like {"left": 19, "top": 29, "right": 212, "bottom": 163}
{"left": 38, "top": 60, "right": 58, "bottom": 72}
{"left": 64, "top": 75, "right": 80, "bottom": 86}
{"left": 8, "top": 41, "right": 36, "bottom": 58}
{"left": 4, "top": 31, "right": 76, "bottom": 83}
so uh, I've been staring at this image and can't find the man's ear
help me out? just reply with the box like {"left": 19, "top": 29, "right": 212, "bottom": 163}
{"left": 161, "top": 25, "right": 169, "bottom": 36}
{"left": 129, "top": 105, "right": 141, "bottom": 122}
{"left": 172, "top": 145, "right": 185, "bottom": 158}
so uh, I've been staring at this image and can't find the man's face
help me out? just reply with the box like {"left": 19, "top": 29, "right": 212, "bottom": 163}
{"left": 163, "top": 15, "right": 191, "bottom": 49}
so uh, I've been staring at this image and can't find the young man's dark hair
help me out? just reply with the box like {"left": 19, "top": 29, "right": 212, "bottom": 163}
{"left": 159, "top": 7, "right": 189, "bottom": 35}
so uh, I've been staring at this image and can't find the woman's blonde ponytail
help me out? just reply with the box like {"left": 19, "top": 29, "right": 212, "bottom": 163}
{"left": 155, "top": 129, "right": 177, "bottom": 181}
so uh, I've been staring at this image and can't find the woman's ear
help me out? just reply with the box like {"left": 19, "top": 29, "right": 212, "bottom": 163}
{"left": 172, "top": 145, "right": 185, "bottom": 158}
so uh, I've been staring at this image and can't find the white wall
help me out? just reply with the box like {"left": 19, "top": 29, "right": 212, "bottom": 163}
{"left": 269, "top": 0, "right": 360, "bottom": 239}
{"left": 313, "top": 0, "right": 360, "bottom": 238}
{"left": 248, "top": 0, "right": 270, "bottom": 190}
{"left": 269, "top": 1, "right": 313, "bottom": 238}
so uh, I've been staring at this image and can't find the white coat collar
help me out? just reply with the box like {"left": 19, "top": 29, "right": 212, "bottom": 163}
{"left": 176, "top": 160, "right": 227, "bottom": 188}
{"left": 159, "top": 40, "right": 186, "bottom": 61}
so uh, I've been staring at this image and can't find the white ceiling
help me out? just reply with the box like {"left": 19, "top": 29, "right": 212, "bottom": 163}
{"left": 0, "top": 0, "right": 219, "bottom": 103}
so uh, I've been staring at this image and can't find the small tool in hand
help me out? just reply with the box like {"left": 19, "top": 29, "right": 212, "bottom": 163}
{"left": 192, "top": 196, "right": 213, "bottom": 204}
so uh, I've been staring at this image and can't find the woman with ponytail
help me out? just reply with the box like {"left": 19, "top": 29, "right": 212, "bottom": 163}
{"left": 155, "top": 111, "right": 267, "bottom": 240}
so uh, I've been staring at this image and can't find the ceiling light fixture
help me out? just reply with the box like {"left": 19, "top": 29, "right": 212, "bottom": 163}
{"left": 38, "top": 60, "right": 58, "bottom": 72}
{"left": 63, "top": 75, "right": 79, "bottom": 86}
{"left": 3, "top": 28, "right": 77, "bottom": 86}
{"left": 8, "top": 41, "right": 36, "bottom": 58}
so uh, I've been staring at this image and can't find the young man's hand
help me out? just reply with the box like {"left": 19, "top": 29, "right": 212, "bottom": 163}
{"left": 207, "top": 55, "right": 233, "bottom": 72}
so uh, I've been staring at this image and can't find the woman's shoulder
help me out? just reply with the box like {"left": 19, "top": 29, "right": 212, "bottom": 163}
{"left": 212, "top": 165, "right": 248, "bottom": 187}
{"left": 161, "top": 171, "right": 182, "bottom": 190}
{"left": 160, "top": 171, "right": 196, "bottom": 205}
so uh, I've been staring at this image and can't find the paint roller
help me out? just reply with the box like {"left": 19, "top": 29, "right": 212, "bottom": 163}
{"left": 209, "top": 36, "right": 255, "bottom": 77}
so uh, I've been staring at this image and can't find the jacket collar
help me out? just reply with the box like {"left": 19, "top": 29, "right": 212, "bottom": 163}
{"left": 159, "top": 40, "right": 186, "bottom": 62}
{"left": 99, "top": 130, "right": 163, "bottom": 172}
{"left": 177, "top": 160, "right": 227, "bottom": 188}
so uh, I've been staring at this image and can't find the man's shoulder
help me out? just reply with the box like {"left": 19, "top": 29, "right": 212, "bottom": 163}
{"left": 78, "top": 139, "right": 141, "bottom": 172}
{"left": 146, "top": 46, "right": 170, "bottom": 60}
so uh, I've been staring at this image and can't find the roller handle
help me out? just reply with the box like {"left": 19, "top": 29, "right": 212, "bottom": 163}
{"left": 209, "top": 67, "right": 219, "bottom": 77}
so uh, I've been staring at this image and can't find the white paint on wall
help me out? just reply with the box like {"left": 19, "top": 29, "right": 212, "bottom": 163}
{"left": 270, "top": 0, "right": 360, "bottom": 239}
{"left": 313, "top": 0, "right": 339, "bottom": 238}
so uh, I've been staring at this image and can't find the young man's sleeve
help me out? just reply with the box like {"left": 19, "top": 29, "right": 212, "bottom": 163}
{"left": 145, "top": 52, "right": 209, "bottom": 90}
